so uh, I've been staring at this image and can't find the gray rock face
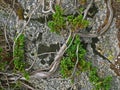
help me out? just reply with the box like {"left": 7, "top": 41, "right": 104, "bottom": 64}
{"left": 24, "top": 20, "right": 64, "bottom": 70}
{"left": 0, "top": 0, "right": 120, "bottom": 90}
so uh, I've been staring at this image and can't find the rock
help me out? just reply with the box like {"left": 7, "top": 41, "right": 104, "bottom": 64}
{"left": 0, "top": 0, "right": 120, "bottom": 90}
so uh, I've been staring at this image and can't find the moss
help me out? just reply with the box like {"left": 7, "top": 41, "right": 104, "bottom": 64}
{"left": 106, "top": 50, "right": 114, "bottom": 60}
{"left": 107, "top": 55, "right": 114, "bottom": 60}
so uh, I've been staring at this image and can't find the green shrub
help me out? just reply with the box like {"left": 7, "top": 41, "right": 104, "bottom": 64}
{"left": 89, "top": 68, "right": 112, "bottom": 90}
{"left": 48, "top": 5, "right": 65, "bottom": 33}
{"left": 60, "top": 35, "right": 90, "bottom": 78}
{"left": 13, "top": 34, "right": 29, "bottom": 80}
{"left": 48, "top": 5, "right": 112, "bottom": 90}
{"left": 48, "top": 5, "right": 89, "bottom": 33}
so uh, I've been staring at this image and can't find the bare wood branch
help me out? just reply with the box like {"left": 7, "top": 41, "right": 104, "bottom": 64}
{"left": 42, "top": 0, "right": 55, "bottom": 14}
{"left": 78, "top": 33, "right": 97, "bottom": 38}
{"left": 83, "top": 0, "right": 93, "bottom": 19}
{"left": 97, "top": 0, "right": 113, "bottom": 35}
{"left": 37, "top": 52, "right": 56, "bottom": 57}
{"left": 3, "top": 0, "right": 16, "bottom": 51}
{"left": 20, "top": 81, "right": 35, "bottom": 90}
{"left": 70, "top": 44, "right": 79, "bottom": 78}
{"left": 0, "top": 81, "right": 5, "bottom": 90}
{"left": 26, "top": 51, "right": 56, "bottom": 71}
{"left": 5, "top": 2, "right": 40, "bottom": 70}
{"left": 30, "top": 30, "right": 72, "bottom": 78}
{"left": 13, "top": 1, "right": 41, "bottom": 57}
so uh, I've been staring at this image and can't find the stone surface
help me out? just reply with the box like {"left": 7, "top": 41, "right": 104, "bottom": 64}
{"left": 0, "top": 0, "right": 120, "bottom": 90}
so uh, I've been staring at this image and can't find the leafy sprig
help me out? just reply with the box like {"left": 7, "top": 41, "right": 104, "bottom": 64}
{"left": 89, "top": 68, "right": 112, "bottom": 90}
{"left": 60, "top": 35, "right": 89, "bottom": 78}
{"left": 48, "top": 5, "right": 112, "bottom": 90}
{"left": 48, "top": 5, "right": 89, "bottom": 33}
{"left": 13, "top": 34, "right": 29, "bottom": 80}
{"left": 48, "top": 5, "right": 65, "bottom": 33}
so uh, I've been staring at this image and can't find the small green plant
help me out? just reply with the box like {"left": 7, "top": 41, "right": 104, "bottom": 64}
{"left": 89, "top": 68, "right": 112, "bottom": 90}
{"left": 48, "top": 5, "right": 90, "bottom": 79}
{"left": 67, "top": 14, "right": 89, "bottom": 31}
{"left": 13, "top": 34, "right": 25, "bottom": 71}
{"left": 60, "top": 35, "right": 91, "bottom": 78}
{"left": 48, "top": 5, "right": 112, "bottom": 90}
{"left": 48, "top": 5, "right": 65, "bottom": 33}
{"left": 13, "top": 34, "right": 29, "bottom": 80}
{"left": 48, "top": 5, "right": 89, "bottom": 33}
{"left": 0, "top": 47, "right": 2, "bottom": 52}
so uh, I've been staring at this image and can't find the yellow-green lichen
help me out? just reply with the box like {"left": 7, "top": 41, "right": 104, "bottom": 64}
{"left": 106, "top": 50, "right": 114, "bottom": 60}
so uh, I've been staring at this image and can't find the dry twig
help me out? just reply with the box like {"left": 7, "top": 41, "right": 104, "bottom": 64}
{"left": 30, "top": 30, "right": 72, "bottom": 78}
{"left": 42, "top": 0, "right": 55, "bottom": 14}
{"left": 83, "top": 0, "right": 93, "bottom": 19}
{"left": 70, "top": 44, "right": 79, "bottom": 78}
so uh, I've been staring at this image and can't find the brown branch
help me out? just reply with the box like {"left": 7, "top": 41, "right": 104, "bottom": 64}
{"left": 97, "top": 0, "right": 113, "bottom": 35}
{"left": 42, "top": 0, "right": 55, "bottom": 14}
{"left": 30, "top": 30, "right": 72, "bottom": 78}
{"left": 70, "top": 44, "right": 79, "bottom": 78}
{"left": 83, "top": 0, "right": 93, "bottom": 19}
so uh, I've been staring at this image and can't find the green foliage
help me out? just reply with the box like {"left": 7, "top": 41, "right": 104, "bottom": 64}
{"left": 48, "top": 5, "right": 65, "bottom": 33}
{"left": 67, "top": 14, "right": 89, "bottom": 30}
{"left": 13, "top": 34, "right": 29, "bottom": 80}
{"left": 60, "top": 35, "right": 112, "bottom": 89}
{"left": 0, "top": 47, "right": 2, "bottom": 52}
{"left": 89, "top": 68, "right": 112, "bottom": 90}
{"left": 48, "top": 5, "right": 112, "bottom": 90}
{"left": 14, "top": 34, "right": 25, "bottom": 71}
{"left": 60, "top": 57, "right": 74, "bottom": 78}
{"left": 89, "top": 68, "right": 99, "bottom": 83}
{"left": 60, "top": 35, "right": 90, "bottom": 78}
{"left": 48, "top": 5, "right": 89, "bottom": 33}
{"left": 102, "top": 76, "right": 112, "bottom": 90}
